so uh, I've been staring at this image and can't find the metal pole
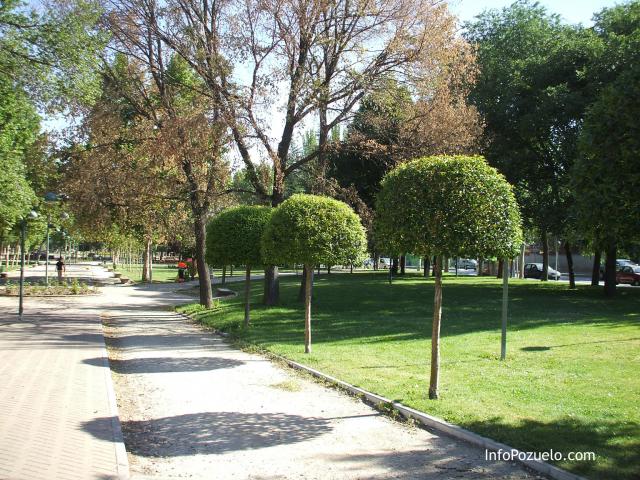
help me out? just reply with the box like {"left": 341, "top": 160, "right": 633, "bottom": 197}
{"left": 19, "top": 220, "right": 26, "bottom": 319}
{"left": 501, "top": 257, "right": 509, "bottom": 360}
{"left": 555, "top": 238, "right": 558, "bottom": 274}
{"left": 45, "top": 214, "right": 50, "bottom": 286}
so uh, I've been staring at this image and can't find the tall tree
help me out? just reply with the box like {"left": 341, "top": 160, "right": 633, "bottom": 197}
{"left": 466, "top": 0, "right": 594, "bottom": 283}
{"left": 574, "top": 1, "right": 640, "bottom": 297}
{"left": 90, "top": 7, "right": 233, "bottom": 306}
{"left": 0, "top": 73, "right": 38, "bottom": 239}
{"left": 106, "top": 0, "right": 471, "bottom": 304}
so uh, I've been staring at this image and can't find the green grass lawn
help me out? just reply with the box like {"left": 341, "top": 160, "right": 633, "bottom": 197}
{"left": 117, "top": 264, "right": 180, "bottom": 283}
{"left": 179, "top": 272, "right": 640, "bottom": 479}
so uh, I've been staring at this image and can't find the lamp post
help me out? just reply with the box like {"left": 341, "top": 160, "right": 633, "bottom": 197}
{"left": 43, "top": 192, "right": 68, "bottom": 287}
{"left": 19, "top": 210, "right": 39, "bottom": 320}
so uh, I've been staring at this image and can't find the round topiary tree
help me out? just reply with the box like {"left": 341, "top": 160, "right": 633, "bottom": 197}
{"left": 206, "top": 205, "right": 273, "bottom": 326}
{"left": 262, "top": 194, "right": 367, "bottom": 353}
{"left": 376, "top": 155, "right": 522, "bottom": 399}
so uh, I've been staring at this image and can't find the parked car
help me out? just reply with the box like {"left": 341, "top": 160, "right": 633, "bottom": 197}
{"left": 600, "top": 259, "right": 638, "bottom": 280}
{"left": 457, "top": 258, "right": 478, "bottom": 270}
{"left": 616, "top": 265, "right": 640, "bottom": 286}
{"left": 523, "top": 263, "right": 562, "bottom": 280}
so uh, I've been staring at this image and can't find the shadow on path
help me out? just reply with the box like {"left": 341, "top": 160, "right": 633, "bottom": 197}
{"left": 84, "top": 412, "right": 332, "bottom": 456}
{"left": 83, "top": 356, "right": 244, "bottom": 374}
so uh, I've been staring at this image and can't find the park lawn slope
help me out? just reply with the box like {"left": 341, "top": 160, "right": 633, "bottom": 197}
{"left": 179, "top": 272, "right": 640, "bottom": 480}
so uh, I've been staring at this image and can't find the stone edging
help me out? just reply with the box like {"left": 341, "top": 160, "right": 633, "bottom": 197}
{"left": 98, "top": 313, "right": 130, "bottom": 479}
{"left": 177, "top": 311, "right": 585, "bottom": 480}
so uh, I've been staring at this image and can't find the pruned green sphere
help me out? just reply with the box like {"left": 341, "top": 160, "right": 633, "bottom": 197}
{"left": 261, "top": 194, "right": 367, "bottom": 266}
{"left": 206, "top": 205, "right": 273, "bottom": 267}
{"left": 375, "top": 155, "right": 522, "bottom": 258}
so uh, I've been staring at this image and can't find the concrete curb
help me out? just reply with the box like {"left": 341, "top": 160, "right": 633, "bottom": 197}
{"left": 179, "top": 309, "right": 586, "bottom": 480}
{"left": 98, "top": 314, "right": 130, "bottom": 480}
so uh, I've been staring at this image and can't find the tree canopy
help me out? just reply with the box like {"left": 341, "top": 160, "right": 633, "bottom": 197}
{"left": 464, "top": 0, "right": 595, "bottom": 277}
{"left": 206, "top": 206, "right": 273, "bottom": 268}
{"left": 376, "top": 156, "right": 523, "bottom": 260}
{"left": 261, "top": 194, "right": 367, "bottom": 268}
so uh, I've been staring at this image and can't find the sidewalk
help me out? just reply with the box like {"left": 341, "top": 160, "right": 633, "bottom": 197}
{"left": 0, "top": 271, "right": 128, "bottom": 479}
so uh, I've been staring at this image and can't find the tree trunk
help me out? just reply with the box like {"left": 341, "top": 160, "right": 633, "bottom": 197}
{"left": 142, "top": 239, "right": 151, "bottom": 282}
{"left": 298, "top": 265, "right": 314, "bottom": 302}
{"left": 244, "top": 266, "right": 251, "bottom": 327}
{"left": 12, "top": 242, "right": 19, "bottom": 267}
{"left": 327, "top": 265, "right": 331, "bottom": 274}
{"left": 591, "top": 250, "right": 601, "bottom": 286}
{"left": 304, "top": 263, "right": 312, "bottom": 354}
{"left": 541, "top": 231, "right": 549, "bottom": 281}
{"left": 222, "top": 266, "right": 226, "bottom": 285}
{"left": 478, "top": 258, "right": 484, "bottom": 276}
{"left": 431, "top": 256, "right": 437, "bottom": 276}
{"left": 423, "top": 256, "right": 430, "bottom": 278}
{"left": 496, "top": 259, "right": 503, "bottom": 279}
{"left": 501, "top": 257, "right": 509, "bottom": 360}
{"left": 194, "top": 215, "right": 213, "bottom": 308}
{"left": 263, "top": 265, "right": 279, "bottom": 305}
{"left": 519, "top": 244, "right": 525, "bottom": 279}
{"left": 400, "top": 255, "right": 406, "bottom": 275}
{"left": 391, "top": 257, "right": 399, "bottom": 275}
{"left": 148, "top": 246, "right": 153, "bottom": 282}
{"left": 429, "top": 255, "right": 443, "bottom": 400}
{"left": 263, "top": 177, "right": 285, "bottom": 305}
{"left": 604, "top": 243, "right": 616, "bottom": 297}
{"left": 564, "top": 241, "right": 576, "bottom": 289}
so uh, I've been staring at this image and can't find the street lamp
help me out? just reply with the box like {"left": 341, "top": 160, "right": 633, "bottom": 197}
{"left": 19, "top": 210, "right": 39, "bottom": 320}
{"left": 43, "top": 192, "right": 68, "bottom": 287}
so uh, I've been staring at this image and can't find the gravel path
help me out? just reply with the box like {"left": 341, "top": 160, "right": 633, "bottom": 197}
{"left": 97, "top": 282, "right": 541, "bottom": 480}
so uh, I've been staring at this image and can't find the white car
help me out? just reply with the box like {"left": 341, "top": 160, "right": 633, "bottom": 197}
{"left": 457, "top": 258, "right": 478, "bottom": 270}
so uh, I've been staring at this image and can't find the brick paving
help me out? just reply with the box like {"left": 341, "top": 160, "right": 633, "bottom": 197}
{"left": 0, "top": 298, "right": 128, "bottom": 479}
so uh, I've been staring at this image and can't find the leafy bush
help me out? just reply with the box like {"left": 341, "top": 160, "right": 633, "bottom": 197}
{"left": 206, "top": 205, "right": 273, "bottom": 267}
{"left": 261, "top": 194, "right": 367, "bottom": 267}
{"left": 2, "top": 279, "right": 95, "bottom": 295}
{"left": 376, "top": 155, "right": 522, "bottom": 259}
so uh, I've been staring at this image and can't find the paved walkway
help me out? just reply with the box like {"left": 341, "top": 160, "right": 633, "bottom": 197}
{"left": 0, "top": 264, "right": 128, "bottom": 480}
{"left": 0, "top": 264, "right": 541, "bottom": 479}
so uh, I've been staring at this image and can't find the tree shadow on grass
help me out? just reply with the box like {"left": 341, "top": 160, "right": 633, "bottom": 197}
{"left": 83, "top": 355, "right": 244, "bottom": 374}
{"left": 83, "top": 412, "right": 332, "bottom": 456}
{"left": 461, "top": 416, "right": 640, "bottom": 480}
{"left": 227, "top": 273, "right": 640, "bottom": 347}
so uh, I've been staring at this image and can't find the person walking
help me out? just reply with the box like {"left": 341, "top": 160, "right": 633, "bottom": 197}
{"left": 55, "top": 257, "right": 65, "bottom": 283}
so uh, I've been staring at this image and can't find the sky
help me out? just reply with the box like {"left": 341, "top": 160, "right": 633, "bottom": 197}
{"left": 449, "top": 0, "right": 622, "bottom": 26}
